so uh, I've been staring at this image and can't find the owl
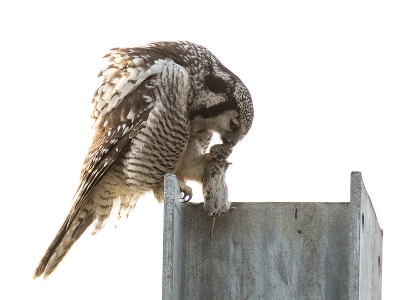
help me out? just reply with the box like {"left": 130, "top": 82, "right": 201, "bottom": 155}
{"left": 34, "top": 41, "right": 253, "bottom": 278}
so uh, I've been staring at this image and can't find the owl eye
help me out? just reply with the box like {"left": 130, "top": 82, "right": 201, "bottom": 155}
{"left": 229, "top": 118, "right": 240, "bottom": 131}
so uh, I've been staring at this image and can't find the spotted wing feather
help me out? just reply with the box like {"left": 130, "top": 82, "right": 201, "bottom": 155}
{"left": 33, "top": 53, "right": 159, "bottom": 279}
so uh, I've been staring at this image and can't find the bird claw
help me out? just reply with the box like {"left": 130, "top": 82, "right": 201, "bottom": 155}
{"left": 181, "top": 191, "right": 192, "bottom": 202}
{"left": 177, "top": 178, "right": 193, "bottom": 202}
{"left": 208, "top": 143, "right": 233, "bottom": 161}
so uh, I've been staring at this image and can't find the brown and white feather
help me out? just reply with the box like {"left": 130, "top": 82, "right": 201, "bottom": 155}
{"left": 34, "top": 41, "right": 254, "bottom": 279}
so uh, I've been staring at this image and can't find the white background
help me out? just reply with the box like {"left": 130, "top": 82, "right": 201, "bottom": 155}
{"left": 1, "top": 1, "right": 399, "bottom": 299}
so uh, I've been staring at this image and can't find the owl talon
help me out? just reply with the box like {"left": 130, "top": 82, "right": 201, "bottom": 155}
{"left": 181, "top": 191, "right": 192, "bottom": 202}
{"left": 208, "top": 143, "right": 233, "bottom": 161}
{"left": 179, "top": 184, "right": 193, "bottom": 202}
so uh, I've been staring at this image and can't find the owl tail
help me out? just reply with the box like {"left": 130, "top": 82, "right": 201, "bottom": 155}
{"left": 33, "top": 203, "right": 95, "bottom": 279}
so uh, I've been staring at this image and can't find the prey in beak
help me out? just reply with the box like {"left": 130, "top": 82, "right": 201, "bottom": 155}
{"left": 202, "top": 143, "right": 234, "bottom": 236}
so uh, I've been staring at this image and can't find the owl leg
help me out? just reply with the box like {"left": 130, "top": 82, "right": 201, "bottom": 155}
{"left": 177, "top": 144, "right": 232, "bottom": 202}
{"left": 174, "top": 139, "right": 233, "bottom": 202}
{"left": 153, "top": 176, "right": 192, "bottom": 202}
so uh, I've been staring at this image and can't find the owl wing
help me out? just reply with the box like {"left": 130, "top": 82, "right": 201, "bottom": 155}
{"left": 70, "top": 50, "right": 168, "bottom": 219}
{"left": 34, "top": 50, "right": 168, "bottom": 279}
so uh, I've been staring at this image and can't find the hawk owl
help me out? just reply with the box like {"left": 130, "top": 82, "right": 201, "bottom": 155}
{"left": 33, "top": 41, "right": 254, "bottom": 279}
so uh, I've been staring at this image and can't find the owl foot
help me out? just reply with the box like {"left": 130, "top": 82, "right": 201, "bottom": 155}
{"left": 179, "top": 183, "right": 193, "bottom": 202}
{"left": 208, "top": 143, "right": 233, "bottom": 161}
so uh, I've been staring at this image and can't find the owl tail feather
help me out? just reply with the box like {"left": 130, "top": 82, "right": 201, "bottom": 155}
{"left": 33, "top": 204, "right": 95, "bottom": 279}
